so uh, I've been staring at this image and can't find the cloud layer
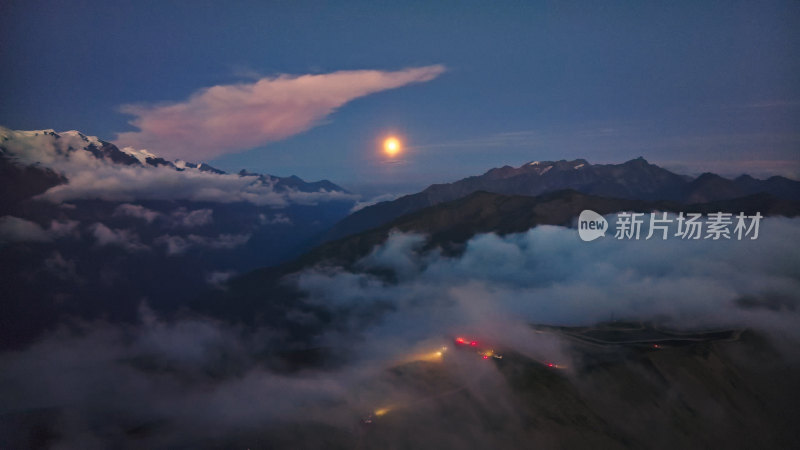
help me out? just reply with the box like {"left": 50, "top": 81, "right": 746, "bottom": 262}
{"left": 2, "top": 221, "right": 798, "bottom": 447}
{"left": 302, "top": 219, "right": 800, "bottom": 337}
{"left": 114, "top": 65, "right": 446, "bottom": 160}
{"left": 0, "top": 216, "right": 79, "bottom": 244}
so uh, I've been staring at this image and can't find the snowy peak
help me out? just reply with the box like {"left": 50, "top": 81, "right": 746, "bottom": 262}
{"left": 0, "top": 127, "right": 345, "bottom": 189}
{"left": 120, "top": 147, "right": 158, "bottom": 165}
{"left": 525, "top": 158, "right": 590, "bottom": 170}
{"left": 0, "top": 127, "right": 241, "bottom": 174}
{"left": 2, "top": 127, "right": 150, "bottom": 168}
{"left": 0, "top": 127, "right": 351, "bottom": 205}
{"left": 485, "top": 158, "right": 590, "bottom": 179}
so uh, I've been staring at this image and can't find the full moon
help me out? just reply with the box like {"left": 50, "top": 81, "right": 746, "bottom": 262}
{"left": 383, "top": 137, "right": 401, "bottom": 157}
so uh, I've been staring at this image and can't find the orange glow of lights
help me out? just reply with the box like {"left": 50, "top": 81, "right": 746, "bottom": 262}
{"left": 383, "top": 137, "right": 402, "bottom": 157}
{"left": 404, "top": 349, "right": 446, "bottom": 364}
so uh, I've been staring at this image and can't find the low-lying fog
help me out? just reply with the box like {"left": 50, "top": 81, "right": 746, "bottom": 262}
{"left": 2, "top": 219, "right": 799, "bottom": 448}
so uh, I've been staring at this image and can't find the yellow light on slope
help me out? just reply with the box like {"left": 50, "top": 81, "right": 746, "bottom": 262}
{"left": 383, "top": 137, "right": 401, "bottom": 157}
{"left": 400, "top": 347, "right": 447, "bottom": 364}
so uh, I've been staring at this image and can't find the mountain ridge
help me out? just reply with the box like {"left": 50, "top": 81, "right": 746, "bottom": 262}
{"left": 321, "top": 157, "right": 800, "bottom": 242}
{"left": 0, "top": 127, "right": 348, "bottom": 206}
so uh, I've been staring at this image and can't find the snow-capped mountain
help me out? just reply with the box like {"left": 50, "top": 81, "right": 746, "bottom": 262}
{"left": 0, "top": 127, "right": 353, "bottom": 208}
{"left": 0, "top": 127, "right": 357, "bottom": 349}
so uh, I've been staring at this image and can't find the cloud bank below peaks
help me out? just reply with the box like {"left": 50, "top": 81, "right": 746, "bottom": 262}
{"left": 295, "top": 218, "right": 800, "bottom": 357}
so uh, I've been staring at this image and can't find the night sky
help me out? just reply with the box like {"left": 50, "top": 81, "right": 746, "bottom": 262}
{"left": 2, "top": 0, "right": 798, "bottom": 191}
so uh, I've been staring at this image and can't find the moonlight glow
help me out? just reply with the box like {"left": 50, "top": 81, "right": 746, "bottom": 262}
{"left": 383, "top": 137, "right": 402, "bottom": 157}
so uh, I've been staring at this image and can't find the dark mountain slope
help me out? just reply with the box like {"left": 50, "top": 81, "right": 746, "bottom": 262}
{"left": 323, "top": 158, "right": 800, "bottom": 242}
{"left": 0, "top": 154, "right": 65, "bottom": 215}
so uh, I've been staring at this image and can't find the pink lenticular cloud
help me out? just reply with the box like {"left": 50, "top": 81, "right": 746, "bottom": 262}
{"left": 114, "top": 65, "right": 446, "bottom": 160}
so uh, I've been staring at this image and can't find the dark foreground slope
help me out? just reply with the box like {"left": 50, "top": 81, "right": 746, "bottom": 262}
{"left": 249, "top": 328, "right": 799, "bottom": 450}
{"left": 5, "top": 324, "right": 793, "bottom": 449}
